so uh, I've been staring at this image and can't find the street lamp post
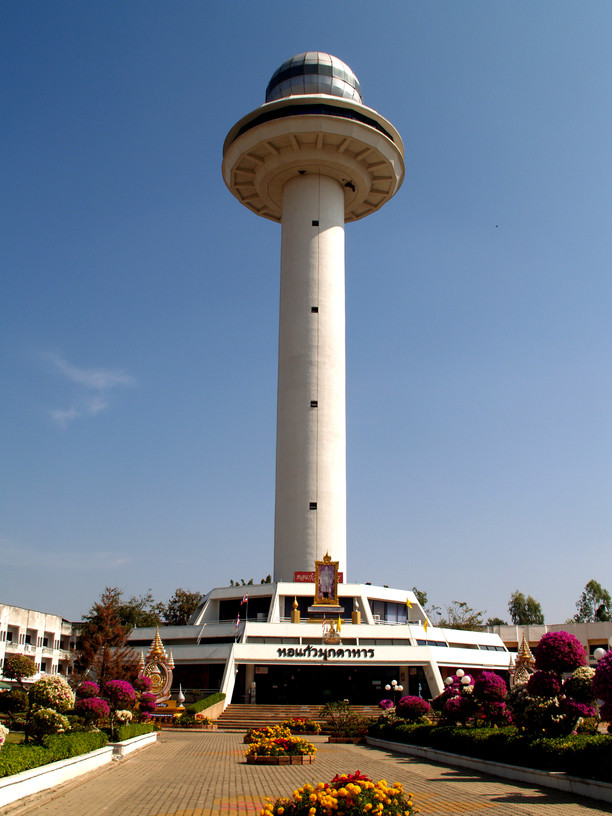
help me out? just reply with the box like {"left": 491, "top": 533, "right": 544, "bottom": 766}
{"left": 384, "top": 679, "right": 404, "bottom": 704}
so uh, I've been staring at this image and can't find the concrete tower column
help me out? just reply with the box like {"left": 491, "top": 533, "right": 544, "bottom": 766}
{"left": 275, "top": 174, "right": 346, "bottom": 580}
{"left": 222, "top": 52, "right": 404, "bottom": 583}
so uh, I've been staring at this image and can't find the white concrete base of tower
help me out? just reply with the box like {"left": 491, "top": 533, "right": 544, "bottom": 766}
{"left": 274, "top": 173, "right": 346, "bottom": 580}
{"left": 129, "top": 582, "right": 514, "bottom": 709}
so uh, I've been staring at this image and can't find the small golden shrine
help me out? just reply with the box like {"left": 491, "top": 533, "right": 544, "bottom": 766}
{"left": 511, "top": 634, "right": 536, "bottom": 686}
{"left": 138, "top": 627, "right": 175, "bottom": 703}
{"left": 322, "top": 619, "right": 341, "bottom": 645}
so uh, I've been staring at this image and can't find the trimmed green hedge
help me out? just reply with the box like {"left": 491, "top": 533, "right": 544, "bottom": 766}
{"left": 369, "top": 722, "right": 612, "bottom": 783}
{"left": 0, "top": 731, "right": 108, "bottom": 778}
{"left": 185, "top": 692, "right": 225, "bottom": 716}
{"left": 112, "top": 722, "right": 155, "bottom": 742}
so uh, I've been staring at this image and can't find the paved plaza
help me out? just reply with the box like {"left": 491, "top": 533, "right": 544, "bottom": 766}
{"left": 5, "top": 731, "right": 612, "bottom": 816}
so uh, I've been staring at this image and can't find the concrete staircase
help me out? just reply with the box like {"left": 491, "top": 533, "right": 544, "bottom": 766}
{"left": 215, "top": 703, "right": 381, "bottom": 731}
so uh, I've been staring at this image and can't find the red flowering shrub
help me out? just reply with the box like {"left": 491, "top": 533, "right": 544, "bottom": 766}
{"left": 133, "top": 674, "right": 152, "bottom": 693}
{"left": 378, "top": 699, "right": 394, "bottom": 710}
{"left": 593, "top": 651, "right": 612, "bottom": 703}
{"left": 396, "top": 696, "right": 431, "bottom": 722}
{"left": 76, "top": 681, "right": 100, "bottom": 699}
{"left": 139, "top": 692, "right": 157, "bottom": 715}
{"left": 104, "top": 679, "right": 136, "bottom": 709}
{"left": 473, "top": 672, "right": 507, "bottom": 702}
{"left": 442, "top": 695, "right": 475, "bottom": 724}
{"left": 535, "top": 631, "right": 587, "bottom": 674}
{"left": 527, "top": 670, "right": 561, "bottom": 698}
{"left": 559, "top": 698, "right": 596, "bottom": 720}
{"left": 75, "top": 696, "right": 110, "bottom": 724}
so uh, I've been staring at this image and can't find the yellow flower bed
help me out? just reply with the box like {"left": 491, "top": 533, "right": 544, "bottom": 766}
{"left": 260, "top": 771, "right": 417, "bottom": 815}
{"left": 244, "top": 734, "right": 316, "bottom": 759}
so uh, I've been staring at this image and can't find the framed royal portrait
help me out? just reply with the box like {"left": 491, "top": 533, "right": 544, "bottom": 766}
{"left": 314, "top": 553, "right": 339, "bottom": 605}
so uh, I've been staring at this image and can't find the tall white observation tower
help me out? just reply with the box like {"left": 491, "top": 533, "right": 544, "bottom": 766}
{"left": 222, "top": 53, "right": 404, "bottom": 582}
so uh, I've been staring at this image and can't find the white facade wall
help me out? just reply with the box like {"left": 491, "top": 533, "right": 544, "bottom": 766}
{"left": 0, "top": 604, "right": 73, "bottom": 681}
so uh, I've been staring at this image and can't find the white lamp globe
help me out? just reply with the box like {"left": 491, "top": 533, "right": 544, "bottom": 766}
{"left": 444, "top": 677, "right": 453, "bottom": 686}
{"left": 594, "top": 648, "right": 607, "bottom": 661}
{"left": 456, "top": 669, "right": 465, "bottom": 678}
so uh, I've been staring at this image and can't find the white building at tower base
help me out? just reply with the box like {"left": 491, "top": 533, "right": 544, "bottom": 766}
{"left": 129, "top": 582, "right": 512, "bottom": 706}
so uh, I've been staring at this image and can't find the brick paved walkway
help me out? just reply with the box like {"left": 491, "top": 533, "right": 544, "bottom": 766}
{"left": 5, "top": 731, "right": 612, "bottom": 816}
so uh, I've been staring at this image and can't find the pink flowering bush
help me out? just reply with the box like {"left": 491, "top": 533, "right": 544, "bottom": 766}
{"left": 378, "top": 699, "right": 394, "bottom": 710}
{"left": 443, "top": 694, "right": 475, "bottom": 725}
{"left": 527, "top": 671, "right": 561, "bottom": 698}
{"left": 593, "top": 652, "right": 612, "bottom": 703}
{"left": 133, "top": 674, "right": 153, "bottom": 694}
{"left": 473, "top": 672, "right": 507, "bottom": 702}
{"left": 76, "top": 681, "right": 100, "bottom": 699}
{"left": 75, "top": 697, "right": 110, "bottom": 725}
{"left": 508, "top": 633, "right": 596, "bottom": 736}
{"left": 104, "top": 680, "right": 136, "bottom": 710}
{"left": 139, "top": 692, "right": 157, "bottom": 715}
{"left": 396, "top": 696, "right": 431, "bottom": 723}
{"left": 535, "top": 631, "right": 587, "bottom": 675}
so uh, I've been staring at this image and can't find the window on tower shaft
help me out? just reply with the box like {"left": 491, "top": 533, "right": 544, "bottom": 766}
{"left": 309, "top": 502, "right": 318, "bottom": 510}
{"left": 311, "top": 306, "right": 318, "bottom": 313}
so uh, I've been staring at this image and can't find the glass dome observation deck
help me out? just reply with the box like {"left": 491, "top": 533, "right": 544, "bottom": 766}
{"left": 265, "top": 53, "right": 363, "bottom": 104}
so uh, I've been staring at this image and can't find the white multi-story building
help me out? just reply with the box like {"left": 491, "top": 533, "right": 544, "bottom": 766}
{"left": 0, "top": 603, "right": 74, "bottom": 683}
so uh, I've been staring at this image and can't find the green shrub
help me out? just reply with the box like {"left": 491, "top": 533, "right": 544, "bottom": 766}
{"left": 368, "top": 722, "right": 612, "bottom": 782}
{"left": 110, "top": 722, "right": 155, "bottom": 742}
{"left": 185, "top": 692, "right": 225, "bottom": 716}
{"left": 0, "top": 731, "right": 108, "bottom": 778}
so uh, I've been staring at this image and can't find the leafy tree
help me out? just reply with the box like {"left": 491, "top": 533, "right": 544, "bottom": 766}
{"left": 411, "top": 587, "right": 428, "bottom": 608}
{"left": 574, "top": 579, "right": 612, "bottom": 622}
{"left": 261, "top": 574, "right": 272, "bottom": 584}
{"left": 3, "top": 655, "right": 37, "bottom": 691}
{"left": 437, "top": 600, "right": 485, "bottom": 630}
{"left": 118, "top": 590, "right": 165, "bottom": 628}
{"left": 74, "top": 587, "right": 139, "bottom": 686}
{"left": 508, "top": 590, "right": 544, "bottom": 625}
{"left": 164, "top": 588, "right": 203, "bottom": 625}
{"left": 486, "top": 617, "right": 508, "bottom": 626}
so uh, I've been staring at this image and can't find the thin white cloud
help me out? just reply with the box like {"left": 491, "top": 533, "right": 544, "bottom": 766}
{"left": 45, "top": 352, "right": 136, "bottom": 389}
{"left": 86, "top": 395, "right": 109, "bottom": 415}
{"left": 0, "top": 536, "right": 132, "bottom": 571}
{"left": 44, "top": 351, "right": 136, "bottom": 427}
{"left": 51, "top": 406, "right": 81, "bottom": 428}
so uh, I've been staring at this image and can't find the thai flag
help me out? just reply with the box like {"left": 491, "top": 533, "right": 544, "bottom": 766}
{"left": 235, "top": 613, "right": 240, "bottom": 629}
{"left": 241, "top": 594, "right": 248, "bottom": 604}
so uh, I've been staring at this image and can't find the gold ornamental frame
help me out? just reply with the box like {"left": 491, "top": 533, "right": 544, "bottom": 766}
{"left": 314, "top": 553, "right": 339, "bottom": 605}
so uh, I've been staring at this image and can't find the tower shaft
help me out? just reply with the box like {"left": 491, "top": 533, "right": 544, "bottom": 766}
{"left": 274, "top": 174, "right": 346, "bottom": 580}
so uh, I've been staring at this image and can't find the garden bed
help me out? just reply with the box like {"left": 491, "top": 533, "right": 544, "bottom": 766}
{"left": 0, "top": 732, "right": 157, "bottom": 808}
{"left": 246, "top": 755, "right": 315, "bottom": 765}
{"left": 367, "top": 736, "right": 612, "bottom": 806}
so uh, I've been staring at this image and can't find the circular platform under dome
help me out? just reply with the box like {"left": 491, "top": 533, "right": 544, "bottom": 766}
{"left": 265, "top": 52, "right": 363, "bottom": 103}
{"left": 223, "top": 53, "right": 404, "bottom": 224}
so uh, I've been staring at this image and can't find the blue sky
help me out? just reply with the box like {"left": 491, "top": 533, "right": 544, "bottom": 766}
{"left": 2, "top": 1, "right": 611, "bottom": 624}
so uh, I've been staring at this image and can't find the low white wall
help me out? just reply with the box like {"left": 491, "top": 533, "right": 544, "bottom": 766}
{"left": 0, "top": 745, "right": 114, "bottom": 809}
{"left": 109, "top": 731, "right": 158, "bottom": 756}
{"left": 0, "top": 731, "right": 158, "bottom": 809}
{"left": 368, "top": 737, "right": 612, "bottom": 805}
{"left": 196, "top": 700, "right": 225, "bottom": 721}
